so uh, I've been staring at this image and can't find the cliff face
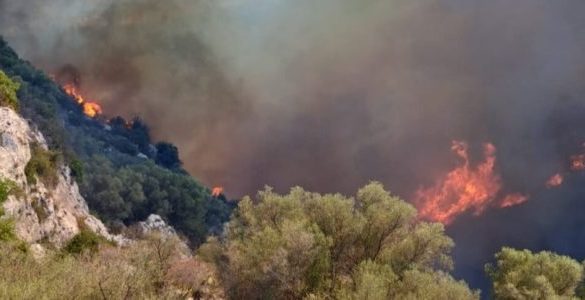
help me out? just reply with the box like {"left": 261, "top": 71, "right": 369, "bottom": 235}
{"left": 0, "top": 107, "right": 110, "bottom": 247}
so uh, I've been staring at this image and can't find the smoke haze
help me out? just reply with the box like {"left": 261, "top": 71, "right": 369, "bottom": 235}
{"left": 2, "top": 0, "right": 585, "bottom": 293}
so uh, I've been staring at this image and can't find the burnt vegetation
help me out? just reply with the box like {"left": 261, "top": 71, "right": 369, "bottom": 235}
{"left": 0, "top": 37, "right": 233, "bottom": 246}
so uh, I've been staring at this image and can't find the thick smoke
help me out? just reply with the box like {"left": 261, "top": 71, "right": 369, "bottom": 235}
{"left": 2, "top": 0, "right": 585, "bottom": 293}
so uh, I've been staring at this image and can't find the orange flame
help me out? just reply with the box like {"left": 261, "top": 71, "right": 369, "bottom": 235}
{"left": 415, "top": 141, "right": 527, "bottom": 224}
{"left": 546, "top": 173, "right": 564, "bottom": 188}
{"left": 63, "top": 84, "right": 103, "bottom": 118}
{"left": 211, "top": 187, "right": 224, "bottom": 197}
{"left": 500, "top": 193, "right": 528, "bottom": 208}
{"left": 570, "top": 154, "right": 585, "bottom": 171}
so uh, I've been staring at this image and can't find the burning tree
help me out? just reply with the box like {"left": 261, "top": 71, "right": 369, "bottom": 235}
{"left": 62, "top": 83, "right": 102, "bottom": 118}
{"left": 415, "top": 141, "right": 527, "bottom": 225}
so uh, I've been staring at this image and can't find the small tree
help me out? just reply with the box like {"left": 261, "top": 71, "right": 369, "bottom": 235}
{"left": 0, "top": 70, "right": 20, "bottom": 111}
{"left": 486, "top": 247, "right": 584, "bottom": 299}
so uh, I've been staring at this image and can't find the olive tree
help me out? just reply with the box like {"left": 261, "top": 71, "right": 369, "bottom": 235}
{"left": 201, "top": 182, "right": 478, "bottom": 299}
{"left": 486, "top": 247, "right": 584, "bottom": 299}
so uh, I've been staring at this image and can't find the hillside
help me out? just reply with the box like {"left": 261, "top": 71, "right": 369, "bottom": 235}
{"left": 0, "top": 106, "right": 112, "bottom": 247}
{"left": 3, "top": 34, "right": 585, "bottom": 299}
{"left": 0, "top": 37, "right": 234, "bottom": 246}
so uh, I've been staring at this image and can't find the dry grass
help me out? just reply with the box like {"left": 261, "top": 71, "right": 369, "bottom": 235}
{"left": 0, "top": 234, "right": 222, "bottom": 299}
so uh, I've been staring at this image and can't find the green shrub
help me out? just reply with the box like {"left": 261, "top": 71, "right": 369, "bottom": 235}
{"left": 0, "top": 178, "right": 19, "bottom": 204}
{"left": 25, "top": 143, "right": 59, "bottom": 187}
{"left": 68, "top": 158, "right": 83, "bottom": 183}
{"left": 0, "top": 178, "right": 22, "bottom": 219}
{"left": 0, "top": 219, "right": 16, "bottom": 242}
{"left": 486, "top": 247, "right": 584, "bottom": 299}
{"left": 0, "top": 231, "right": 213, "bottom": 299}
{"left": 63, "top": 229, "right": 104, "bottom": 255}
{"left": 0, "top": 69, "right": 19, "bottom": 111}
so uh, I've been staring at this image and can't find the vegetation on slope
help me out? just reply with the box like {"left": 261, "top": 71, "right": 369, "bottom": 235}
{"left": 0, "top": 178, "right": 20, "bottom": 242}
{"left": 0, "top": 179, "right": 584, "bottom": 299}
{"left": 0, "top": 37, "right": 233, "bottom": 246}
{"left": 24, "top": 143, "right": 60, "bottom": 187}
{"left": 0, "top": 69, "right": 19, "bottom": 110}
{"left": 0, "top": 234, "right": 220, "bottom": 299}
{"left": 2, "top": 36, "right": 585, "bottom": 300}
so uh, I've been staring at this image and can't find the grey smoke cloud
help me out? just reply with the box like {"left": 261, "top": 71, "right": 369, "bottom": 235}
{"left": 3, "top": 0, "right": 585, "bottom": 293}
{"left": 2, "top": 0, "right": 584, "bottom": 197}
{"left": 1, "top": 0, "right": 585, "bottom": 202}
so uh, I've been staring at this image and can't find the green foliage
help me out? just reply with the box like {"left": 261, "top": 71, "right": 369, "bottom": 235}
{"left": 24, "top": 143, "right": 59, "bottom": 187}
{"left": 0, "top": 178, "right": 19, "bottom": 204}
{"left": 0, "top": 176, "right": 23, "bottom": 244}
{"left": 0, "top": 234, "right": 218, "bottom": 299}
{"left": 79, "top": 156, "right": 233, "bottom": 245}
{"left": 203, "top": 182, "right": 479, "bottom": 299}
{"left": 0, "top": 69, "right": 19, "bottom": 110}
{"left": 0, "top": 37, "right": 232, "bottom": 245}
{"left": 486, "top": 247, "right": 584, "bottom": 299}
{"left": 0, "top": 219, "right": 16, "bottom": 242}
{"left": 0, "top": 178, "right": 20, "bottom": 242}
{"left": 63, "top": 229, "right": 104, "bottom": 255}
{"left": 68, "top": 157, "right": 83, "bottom": 182}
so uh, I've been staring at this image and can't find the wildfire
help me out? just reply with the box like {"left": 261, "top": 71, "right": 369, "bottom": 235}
{"left": 570, "top": 154, "right": 585, "bottom": 171}
{"left": 63, "top": 83, "right": 103, "bottom": 118}
{"left": 546, "top": 173, "right": 564, "bottom": 188}
{"left": 211, "top": 187, "right": 224, "bottom": 197}
{"left": 415, "top": 141, "right": 527, "bottom": 224}
{"left": 500, "top": 193, "right": 528, "bottom": 208}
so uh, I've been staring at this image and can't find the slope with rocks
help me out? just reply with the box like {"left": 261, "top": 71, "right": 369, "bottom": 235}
{"left": 0, "top": 106, "right": 111, "bottom": 247}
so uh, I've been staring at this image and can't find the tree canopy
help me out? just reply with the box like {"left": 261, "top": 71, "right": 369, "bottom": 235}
{"left": 486, "top": 247, "right": 585, "bottom": 299}
{"left": 201, "top": 182, "right": 479, "bottom": 299}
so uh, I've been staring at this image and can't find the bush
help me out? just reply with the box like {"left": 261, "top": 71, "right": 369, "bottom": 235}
{"left": 68, "top": 158, "right": 83, "bottom": 182}
{"left": 0, "top": 233, "right": 219, "bottom": 299}
{"left": 0, "top": 219, "right": 16, "bottom": 242}
{"left": 0, "top": 69, "right": 19, "bottom": 110}
{"left": 204, "top": 182, "right": 479, "bottom": 299}
{"left": 24, "top": 143, "right": 59, "bottom": 187}
{"left": 486, "top": 247, "right": 584, "bottom": 299}
{"left": 63, "top": 229, "right": 104, "bottom": 255}
{"left": 0, "top": 178, "right": 19, "bottom": 204}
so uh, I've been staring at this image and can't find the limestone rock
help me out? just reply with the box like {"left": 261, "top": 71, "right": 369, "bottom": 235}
{"left": 0, "top": 107, "right": 112, "bottom": 247}
{"left": 139, "top": 214, "right": 178, "bottom": 237}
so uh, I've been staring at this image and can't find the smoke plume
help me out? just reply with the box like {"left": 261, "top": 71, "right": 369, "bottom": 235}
{"left": 2, "top": 0, "right": 585, "bottom": 292}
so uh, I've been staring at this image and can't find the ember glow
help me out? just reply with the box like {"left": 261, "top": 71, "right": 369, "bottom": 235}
{"left": 415, "top": 141, "right": 526, "bottom": 224}
{"left": 211, "top": 187, "right": 224, "bottom": 197}
{"left": 500, "top": 193, "right": 528, "bottom": 208}
{"left": 546, "top": 173, "right": 564, "bottom": 188}
{"left": 570, "top": 154, "right": 585, "bottom": 171}
{"left": 63, "top": 83, "right": 103, "bottom": 118}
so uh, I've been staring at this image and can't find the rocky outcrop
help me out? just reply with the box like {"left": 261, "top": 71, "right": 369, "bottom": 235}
{"left": 139, "top": 214, "right": 178, "bottom": 237}
{"left": 0, "top": 107, "right": 111, "bottom": 247}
